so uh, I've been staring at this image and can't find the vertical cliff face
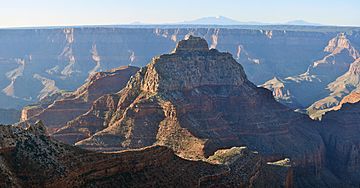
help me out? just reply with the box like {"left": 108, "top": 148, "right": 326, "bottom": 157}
{"left": 320, "top": 101, "right": 360, "bottom": 186}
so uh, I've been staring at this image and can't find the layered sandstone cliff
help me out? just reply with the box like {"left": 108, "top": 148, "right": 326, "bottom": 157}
{"left": 65, "top": 36, "right": 326, "bottom": 184}
{"left": 21, "top": 66, "right": 138, "bottom": 133}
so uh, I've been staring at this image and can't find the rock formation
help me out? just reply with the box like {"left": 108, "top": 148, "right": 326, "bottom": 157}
{"left": 9, "top": 34, "right": 360, "bottom": 187}
{"left": 54, "top": 36, "right": 324, "bottom": 187}
{"left": 260, "top": 32, "right": 360, "bottom": 118}
{"left": 205, "top": 146, "right": 293, "bottom": 187}
{"left": 0, "top": 122, "right": 291, "bottom": 188}
{"left": 260, "top": 77, "right": 301, "bottom": 108}
{"left": 21, "top": 66, "right": 139, "bottom": 133}
{"left": 1, "top": 26, "right": 360, "bottom": 112}
{"left": 308, "top": 57, "right": 360, "bottom": 119}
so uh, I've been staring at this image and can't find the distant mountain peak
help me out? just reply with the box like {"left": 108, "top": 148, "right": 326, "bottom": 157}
{"left": 179, "top": 16, "right": 243, "bottom": 25}
{"left": 177, "top": 16, "right": 323, "bottom": 26}
{"left": 285, "top": 20, "right": 322, "bottom": 26}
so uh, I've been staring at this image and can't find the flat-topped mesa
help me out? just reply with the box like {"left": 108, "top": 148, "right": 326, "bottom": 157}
{"left": 142, "top": 36, "right": 248, "bottom": 93}
{"left": 173, "top": 35, "right": 209, "bottom": 53}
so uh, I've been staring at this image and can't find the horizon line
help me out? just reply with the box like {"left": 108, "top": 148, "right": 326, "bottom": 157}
{"left": 1, "top": 23, "right": 360, "bottom": 30}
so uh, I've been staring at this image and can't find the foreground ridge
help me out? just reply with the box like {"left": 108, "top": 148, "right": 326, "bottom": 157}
{"left": 0, "top": 122, "right": 291, "bottom": 187}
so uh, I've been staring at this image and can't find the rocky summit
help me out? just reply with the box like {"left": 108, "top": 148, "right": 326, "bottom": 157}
{"left": 46, "top": 36, "right": 330, "bottom": 186}
{"left": 77, "top": 36, "right": 323, "bottom": 158}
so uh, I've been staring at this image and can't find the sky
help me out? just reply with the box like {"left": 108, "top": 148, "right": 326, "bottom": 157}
{"left": 0, "top": 0, "right": 359, "bottom": 28}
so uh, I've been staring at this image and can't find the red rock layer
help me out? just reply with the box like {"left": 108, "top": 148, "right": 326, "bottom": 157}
{"left": 21, "top": 66, "right": 139, "bottom": 134}
{"left": 72, "top": 36, "right": 325, "bottom": 174}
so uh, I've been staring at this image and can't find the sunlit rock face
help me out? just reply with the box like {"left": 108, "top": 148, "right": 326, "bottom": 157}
{"left": 1, "top": 26, "right": 359, "bottom": 111}
{"left": 20, "top": 66, "right": 139, "bottom": 134}
{"left": 260, "top": 77, "right": 302, "bottom": 108}
{"left": 64, "top": 37, "right": 324, "bottom": 186}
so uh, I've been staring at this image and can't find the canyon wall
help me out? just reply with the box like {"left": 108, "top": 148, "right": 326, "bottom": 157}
{"left": 1, "top": 26, "right": 360, "bottom": 112}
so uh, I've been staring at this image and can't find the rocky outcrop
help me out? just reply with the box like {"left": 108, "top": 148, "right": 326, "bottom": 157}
{"left": 66, "top": 36, "right": 325, "bottom": 186}
{"left": 21, "top": 66, "right": 138, "bottom": 134}
{"left": 261, "top": 77, "right": 301, "bottom": 108}
{"left": 52, "top": 93, "right": 122, "bottom": 144}
{"left": 0, "top": 122, "right": 291, "bottom": 188}
{"left": 20, "top": 91, "right": 73, "bottom": 122}
{"left": 20, "top": 106, "right": 43, "bottom": 122}
{"left": 205, "top": 147, "right": 293, "bottom": 187}
{"left": 337, "top": 90, "right": 360, "bottom": 107}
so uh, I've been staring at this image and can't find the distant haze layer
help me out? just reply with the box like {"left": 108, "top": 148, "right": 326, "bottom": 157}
{"left": 0, "top": 0, "right": 359, "bottom": 28}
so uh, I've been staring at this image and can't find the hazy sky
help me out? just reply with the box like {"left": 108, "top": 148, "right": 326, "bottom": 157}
{"left": 0, "top": 0, "right": 359, "bottom": 27}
